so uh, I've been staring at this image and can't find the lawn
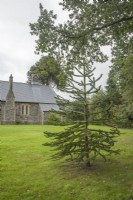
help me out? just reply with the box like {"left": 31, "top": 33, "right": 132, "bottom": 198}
{"left": 0, "top": 125, "right": 133, "bottom": 200}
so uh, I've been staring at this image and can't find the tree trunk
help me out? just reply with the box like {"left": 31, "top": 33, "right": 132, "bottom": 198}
{"left": 83, "top": 65, "right": 91, "bottom": 167}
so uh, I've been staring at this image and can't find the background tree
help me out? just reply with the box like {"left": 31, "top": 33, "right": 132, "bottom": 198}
{"left": 119, "top": 54, "right": 133, "bottom": 103}
{"left": 27, "top": 55, "right": 67, "bottom": 89}
{"left": 89, "top": 89, "right": 110, "bottom": 125}
{"left": 105, "top": 54, "right": 133, "bottom": 128}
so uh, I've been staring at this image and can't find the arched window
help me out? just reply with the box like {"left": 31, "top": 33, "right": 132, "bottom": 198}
{"left": 21, "top": 104, "right": 30, "bottom": 116}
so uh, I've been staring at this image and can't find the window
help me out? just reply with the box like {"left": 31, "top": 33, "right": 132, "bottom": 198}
{"left": 22, "top": 105, "right": 24, "bottom": 115}
{"left": 26, "top": 105, "right": 29, "bottom": 115}
{"left": 21, "top": 104, "right": 29, "bottom": 116}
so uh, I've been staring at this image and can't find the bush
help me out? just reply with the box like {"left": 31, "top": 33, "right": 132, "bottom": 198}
{"left": 48, "top": 113, "right": 61, "bottom": 125}
{"left": 15, "top": 118, "right": 21, "bottom": 125}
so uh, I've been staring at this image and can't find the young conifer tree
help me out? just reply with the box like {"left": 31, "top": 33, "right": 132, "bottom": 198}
{"left": 44, "top": 56, "right": 120, "bottom": 167}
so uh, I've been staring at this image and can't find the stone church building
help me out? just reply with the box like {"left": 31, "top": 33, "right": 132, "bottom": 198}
{"left": 0, "top": 75, "right": 59, "bottom": 124}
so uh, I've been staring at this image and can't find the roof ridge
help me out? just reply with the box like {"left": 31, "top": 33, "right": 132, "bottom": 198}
{"left": 0, "top": 80, "right": 50, "bottom": 87}
{"left": 0, "top": 80, "right": 26, "bottom": 84}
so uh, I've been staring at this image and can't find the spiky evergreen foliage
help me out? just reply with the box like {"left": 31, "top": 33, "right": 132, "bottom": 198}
{"left": 44, "top": 58, "right": 120, "bottom": 167}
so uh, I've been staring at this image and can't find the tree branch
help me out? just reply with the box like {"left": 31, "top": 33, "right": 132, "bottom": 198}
{"left": 60, "top": 15, "right": 133, "bottom": 39}
{"left": 94, "top": 15, "right": 133, "bottom": 31}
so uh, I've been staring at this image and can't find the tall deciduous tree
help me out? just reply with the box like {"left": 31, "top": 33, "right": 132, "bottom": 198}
{"left": 29, "top": 0, "right": 133, "bottom": 95}
{"left": 60, "top": 0, "right": 133, "bottom": 55}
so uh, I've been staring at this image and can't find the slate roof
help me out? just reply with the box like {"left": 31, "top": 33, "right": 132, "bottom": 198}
{"left": 0, "top": 81, "right": 57, "bottom": 105}
{"left": 39, "top": 103, "right": 59, "bottom": 111}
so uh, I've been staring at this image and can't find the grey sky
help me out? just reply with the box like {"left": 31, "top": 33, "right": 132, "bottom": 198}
{"left": 0, "top": 0, "right": 110, "bottom": 87}
{"left": 0, "top": 0, "right": 63, "bottom": 82}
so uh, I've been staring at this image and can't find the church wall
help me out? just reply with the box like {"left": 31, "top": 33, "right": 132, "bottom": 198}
{"left": 15, "top": 102, "right": 43, "bottom": 124}
{"left": 0, "top": 102, "right": 47, "bottom": 124}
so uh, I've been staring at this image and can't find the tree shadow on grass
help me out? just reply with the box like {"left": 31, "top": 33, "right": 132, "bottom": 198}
{"left": 58, "top": 157, "right": 132, "bottom": 182}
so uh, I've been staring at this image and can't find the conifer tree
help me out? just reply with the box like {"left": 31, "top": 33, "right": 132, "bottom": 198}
{"left": 44, "top": 56, "right": 120, "bottom": 167}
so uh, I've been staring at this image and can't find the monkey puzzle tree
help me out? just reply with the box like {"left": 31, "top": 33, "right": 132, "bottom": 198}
{"left": 43, "top": 56, "right": 120, "bottom": 167}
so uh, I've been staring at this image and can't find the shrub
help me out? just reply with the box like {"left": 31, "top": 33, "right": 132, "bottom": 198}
{"left": 48, "top": 113, "right": 61, "bottom": 125}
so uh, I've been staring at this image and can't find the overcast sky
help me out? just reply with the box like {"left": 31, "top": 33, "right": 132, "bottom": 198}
{"left": 0, "top": 0, "right": 110, "bottom": 87}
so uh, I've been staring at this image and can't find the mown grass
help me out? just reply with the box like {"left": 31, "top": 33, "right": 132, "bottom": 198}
{"left": 0, "top": 125, "right": 133, "bottom": 200}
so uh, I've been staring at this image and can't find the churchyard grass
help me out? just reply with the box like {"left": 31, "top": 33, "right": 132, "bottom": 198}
{"left": 0, "top": 125, "right": 133, "bottom": 200}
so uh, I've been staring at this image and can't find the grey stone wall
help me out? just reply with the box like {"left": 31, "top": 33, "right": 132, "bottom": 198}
{"left": 15, "top": 103, "right": 43, "bottom": 124}
{"left": 4, "top": 95, "right": 15, "bottom": 124}
{"left": 0, "top": 101, "right": 13, "bottom": 124}
{"left": 43, "top": 111, "right": 50, "bottom": 124}
{"left": 0, "top": 101, "right": 50, "bottom": 125}
{"left": 4, "top": 100, "right": 16, "bottom": 124}
{"left": 0, "top": 101, "right": 2, "bottom": 124}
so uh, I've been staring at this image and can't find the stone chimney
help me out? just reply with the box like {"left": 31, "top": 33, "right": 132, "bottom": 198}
{"left": 4, "top": 74, "right": 16, "bottom": 124}
{"left": 9, "top": 74, "right": 13, "bottom": 91}
{"left": 6, "top": 74, "right": 15, "bottom": 99}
